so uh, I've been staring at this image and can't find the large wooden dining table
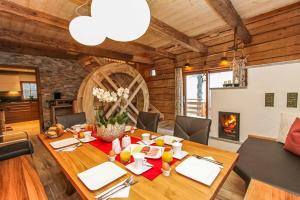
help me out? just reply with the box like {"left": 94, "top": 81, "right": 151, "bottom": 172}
{"left": 38, "top": 129, "right": 239, "bottom": 200}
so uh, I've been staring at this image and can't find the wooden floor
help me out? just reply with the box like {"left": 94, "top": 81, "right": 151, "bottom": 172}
{"left": 5, "top": 120, "right": 246, "bottom": 200}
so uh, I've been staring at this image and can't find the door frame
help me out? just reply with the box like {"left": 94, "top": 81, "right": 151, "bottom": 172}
{"left": 183, "top": 71, "right": 209, "bottom": 118}
{"left": 0, "top": 65, "right": 43, "bottom": 131}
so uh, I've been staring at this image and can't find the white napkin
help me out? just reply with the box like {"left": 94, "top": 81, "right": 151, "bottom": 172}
{"left": 95, "top": 180, "right": 130, "bottom": 199}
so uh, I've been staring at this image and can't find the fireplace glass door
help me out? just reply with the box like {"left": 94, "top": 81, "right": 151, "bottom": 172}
{"left": 184, "top": 73, "right": 207, "bottom": 117}
{"left": 218, "top": 112, "right": 240, "bottom": 141}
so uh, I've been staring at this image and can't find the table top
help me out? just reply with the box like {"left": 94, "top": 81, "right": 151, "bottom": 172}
{"left": 38, "top": 129, "right": 239, "bottom": 200}
{"left": 0, "top": 156, "right": 48, "bottom": 200}
{"left": 245, "top": 179, "right": 300, "bottom": 200}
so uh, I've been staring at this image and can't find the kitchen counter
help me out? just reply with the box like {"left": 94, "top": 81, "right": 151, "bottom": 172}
{"left": 1, "top": 101, "right": 39, "bottom": 123}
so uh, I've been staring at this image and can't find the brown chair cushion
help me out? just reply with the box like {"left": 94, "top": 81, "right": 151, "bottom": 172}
{"left": 174, "top": 115, "right": 211, "bottom": 145}
{"left": 136, "top": 111, "right": 160, "bottom": 132}
{"left": 234, "top": 137, "right": 300, "bottom": 195}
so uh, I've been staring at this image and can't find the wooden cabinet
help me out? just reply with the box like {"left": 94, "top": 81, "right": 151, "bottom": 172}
{"left": 1, "top": 101, "right": 39, "bottom": 123}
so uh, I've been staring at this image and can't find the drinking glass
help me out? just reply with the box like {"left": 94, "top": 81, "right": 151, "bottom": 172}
{"left": 120, "top": 150, "right": 131, "bottom": 164}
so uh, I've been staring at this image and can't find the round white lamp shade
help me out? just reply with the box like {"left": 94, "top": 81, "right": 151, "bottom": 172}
{"left": 69, "top": 16, "right": 106, "bottom": 46}
{"left": 91, "top": 0, "right": 151, "bottom": 42}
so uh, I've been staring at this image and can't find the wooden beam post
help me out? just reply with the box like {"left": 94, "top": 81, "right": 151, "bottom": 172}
{"left": 205, "top": 0, "right": 252, "bottom": 44}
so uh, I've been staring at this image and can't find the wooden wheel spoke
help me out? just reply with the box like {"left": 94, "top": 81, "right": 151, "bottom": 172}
{"left": 120, "top": 80, "right": 145, "bottom": 113}
{"left": 78, "top": 62, "right": 150, "bottom": 123}
{"left": 105, "top": 73, "right": 142, "bottom": 118}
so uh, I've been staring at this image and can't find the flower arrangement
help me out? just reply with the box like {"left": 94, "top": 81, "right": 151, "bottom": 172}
{"left": 92, "top": 87, "right": 130, "bottom": 142}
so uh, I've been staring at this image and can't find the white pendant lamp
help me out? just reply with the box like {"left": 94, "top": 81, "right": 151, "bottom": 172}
{"left": 69, "top": 0, "right": 151, "bottom": 46}
{"left": 91, "top": 0, "right": 151, "bottom": 42}
{"left": 69, "top": 16, "right": 106, "bottom": 46}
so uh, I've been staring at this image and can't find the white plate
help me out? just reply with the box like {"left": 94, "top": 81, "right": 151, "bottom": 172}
{"left": 50, "top": 138, "right": 80, "bottom": 149}
{"left": 71, "top": 124, "right": 86, "bottom": 129}
{"left": 137, "top": 140, "right": 155, "bottom": 146}
{"left": 78, "top": 162, "right": 127, "bottom": 191}
{"left": 79, "top": 136, "right": 97, "bottom": 143}
{"left": 125, "top": 162, "right": 152, "bottom": 175}
{"left": 173, "top": 151, "right": 189, "bottom": 160}
{"left": 175, "top": 156, "right": 221, "bottom": 186}
{"left": 154, "top": 135, "right": 184, "bottom": 145}
{"left": 125, "top": 144, "right": 164, "bottom": 159}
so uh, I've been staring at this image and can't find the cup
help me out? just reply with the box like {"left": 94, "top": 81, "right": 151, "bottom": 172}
{"left": 142, "top": 133, "right": 150, "bottom": 142}
{"left": 133, "top": 153, "right": 146, "bottom": 169}
{"left": 83, "top": 131, "right": 92, "bottom": 139}
{"left": 172, "top": 142, "right": 182, "bottom": 155}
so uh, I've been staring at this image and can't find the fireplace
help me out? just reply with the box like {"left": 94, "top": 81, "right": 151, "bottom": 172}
{"left": 218, "top": 112, "right": 240, "bottom": 141}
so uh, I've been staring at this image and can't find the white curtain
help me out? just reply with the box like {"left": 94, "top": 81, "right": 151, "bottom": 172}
{"left": 175, "top": 68, "right": 184, "bottom": 116}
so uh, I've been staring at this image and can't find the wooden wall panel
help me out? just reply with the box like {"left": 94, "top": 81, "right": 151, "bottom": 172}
{"left": 139, "top": 58, "right": 176, "bottom": 120}
{"left": 175, "top": 4, "right": 300, "bottom": 71}
{"left": 140, "top": 4, "right": 300, "bottom": 121}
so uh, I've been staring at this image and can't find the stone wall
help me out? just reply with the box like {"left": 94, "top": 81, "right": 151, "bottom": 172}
{"left": 0, "top": 51, "right": 88, "bottom": 127}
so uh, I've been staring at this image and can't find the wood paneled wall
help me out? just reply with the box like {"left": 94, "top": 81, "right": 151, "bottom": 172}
{"left": 175, "top": 3, "right": 300, "bottom": 72}
{"left": 139, "top": 58, "right": 176, "bottom": 120}
{"left": 141, "top": 3, "right": 300, "bottom": 121}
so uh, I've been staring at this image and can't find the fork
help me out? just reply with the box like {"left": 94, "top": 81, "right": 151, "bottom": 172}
{"left": 97, "top": 176, "right": 135, "bottom": 200}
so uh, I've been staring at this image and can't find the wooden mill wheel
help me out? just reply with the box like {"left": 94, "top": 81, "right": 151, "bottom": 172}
{"left": 77, "top": 62, "right": 149, "bottom": 124}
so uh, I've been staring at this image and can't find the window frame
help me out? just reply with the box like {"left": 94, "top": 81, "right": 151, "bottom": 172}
{"left": 20, "top": 81, "right": 38, "bottom": 100}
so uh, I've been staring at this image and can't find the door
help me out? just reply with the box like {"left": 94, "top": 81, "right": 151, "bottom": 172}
{"left": 184, "top": 73, "right": 207, "bottom": 117}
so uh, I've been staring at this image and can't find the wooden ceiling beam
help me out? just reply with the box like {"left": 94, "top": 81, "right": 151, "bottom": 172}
{"left": 150, "top": 17, "right": 208, "bottom": 54}
{"left": 205, "top": 0, "right": 252, "bottom": 44}
{"left": 0, "top": 0, "right": 174, "bottom": 60}
{"left": 0, "top": 29, "right": 138, "bottom": 62}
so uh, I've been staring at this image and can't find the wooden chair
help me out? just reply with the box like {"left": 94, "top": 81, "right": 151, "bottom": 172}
{"left": 56, "top": 112, "right": 86, "bottom": 128}
{"left": 174, "top": 115, "right": 211, "bottom": 145}
{"left": 136, "top": 111, "right": 160, "bottom": 132}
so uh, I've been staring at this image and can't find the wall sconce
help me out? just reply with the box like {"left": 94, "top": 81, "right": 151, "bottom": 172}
{"left": 184, "top": 61, "right": 192, "bottom": 71}
{"left": 150, "top": 69, "right": 156, "bottom": 77}
{"left": 219, "top": 56, "right": 230, "bottom": 67}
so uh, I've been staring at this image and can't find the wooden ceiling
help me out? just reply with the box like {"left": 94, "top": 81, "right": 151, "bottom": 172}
{"left": 0, "top": 0, "right": 299, "bottom": 63}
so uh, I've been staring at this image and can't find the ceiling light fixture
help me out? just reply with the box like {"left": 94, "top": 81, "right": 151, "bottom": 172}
{"left": 69, "top": 0, "right": 151, "bottom": 46}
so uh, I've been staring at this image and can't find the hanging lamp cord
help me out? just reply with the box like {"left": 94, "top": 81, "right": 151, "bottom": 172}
{"left": 75, "top": 0, "right": 91, "bottom": 16}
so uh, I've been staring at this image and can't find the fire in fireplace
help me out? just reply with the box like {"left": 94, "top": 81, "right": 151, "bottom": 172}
{"left": 218, "top": 112, "right": 240, "bottom": 141}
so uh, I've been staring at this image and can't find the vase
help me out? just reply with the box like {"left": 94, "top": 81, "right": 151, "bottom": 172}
{"left": 96, "top": 123, "right": 126, "bottom": 142}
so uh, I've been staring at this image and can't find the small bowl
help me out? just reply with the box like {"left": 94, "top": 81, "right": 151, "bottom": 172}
{"left": 161, "top": 168, "right": 171, "bottom": 176}
{"left": 108, "top": 155, "right": 116, "bottom": 162}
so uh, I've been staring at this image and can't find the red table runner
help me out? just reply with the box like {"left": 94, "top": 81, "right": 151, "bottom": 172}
{"left": 89, "top": 136, "right": 178, "bottom": 181}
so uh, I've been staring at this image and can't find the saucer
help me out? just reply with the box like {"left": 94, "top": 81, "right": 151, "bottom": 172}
{"left": 79, "top": 136, "right": 97, "bottom": 143}
{"left": 137, "top": 140, "right": 155, "bottom": 146}
{"left": 125, "top": 162, "right": 152, "bottom": 175}
{"left": 173, "top": 151, "right": 188, "bottom": 160}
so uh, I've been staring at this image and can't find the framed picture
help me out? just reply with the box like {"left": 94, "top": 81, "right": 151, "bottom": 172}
{"left": 265, "top": 93, "right": 274, "bottom": 107}
{"left": 287, "top": 93, "right": 298, "bottom": 108}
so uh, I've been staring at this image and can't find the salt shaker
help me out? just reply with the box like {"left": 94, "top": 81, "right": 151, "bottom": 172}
{"left": 112, "top": 138, "right": 121, "bottom": 154}
{"left": 122, "top": 135, "right": 131, "bottom": 149}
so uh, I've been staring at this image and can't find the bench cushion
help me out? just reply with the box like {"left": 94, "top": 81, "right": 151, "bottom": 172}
{"left": 0, "top": 141, "right": 34, "bottom": 161}
{"left": 234, "top": 137, "right": 300, "bottom": 194}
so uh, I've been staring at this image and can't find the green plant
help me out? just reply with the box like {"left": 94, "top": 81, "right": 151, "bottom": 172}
{"left": 96, "top": 108, "right": 129, "bottom": 127}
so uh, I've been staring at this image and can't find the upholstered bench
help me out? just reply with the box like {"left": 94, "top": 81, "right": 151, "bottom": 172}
{"left": 234, "top": 136, "right": 300, "bottom": 195}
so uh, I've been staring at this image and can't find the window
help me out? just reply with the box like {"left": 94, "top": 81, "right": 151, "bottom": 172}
{"left": 209, "top": 71, "right": 233, "bottom": 88}
{"left": 185, "top": 73, "right": 207, "bottom": 117}
{"left": 21, "top": 82, "right": 37, "bottom": 100}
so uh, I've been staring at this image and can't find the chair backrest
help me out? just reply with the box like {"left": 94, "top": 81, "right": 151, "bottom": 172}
{"left": 136, "top": 111, "right": 160, "bottom": 132}
{"left": 174, "top": 115, "right": 211, "bottom": 145}
{"left": 56, "top": 112, "right": 86, "bottom": 128}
